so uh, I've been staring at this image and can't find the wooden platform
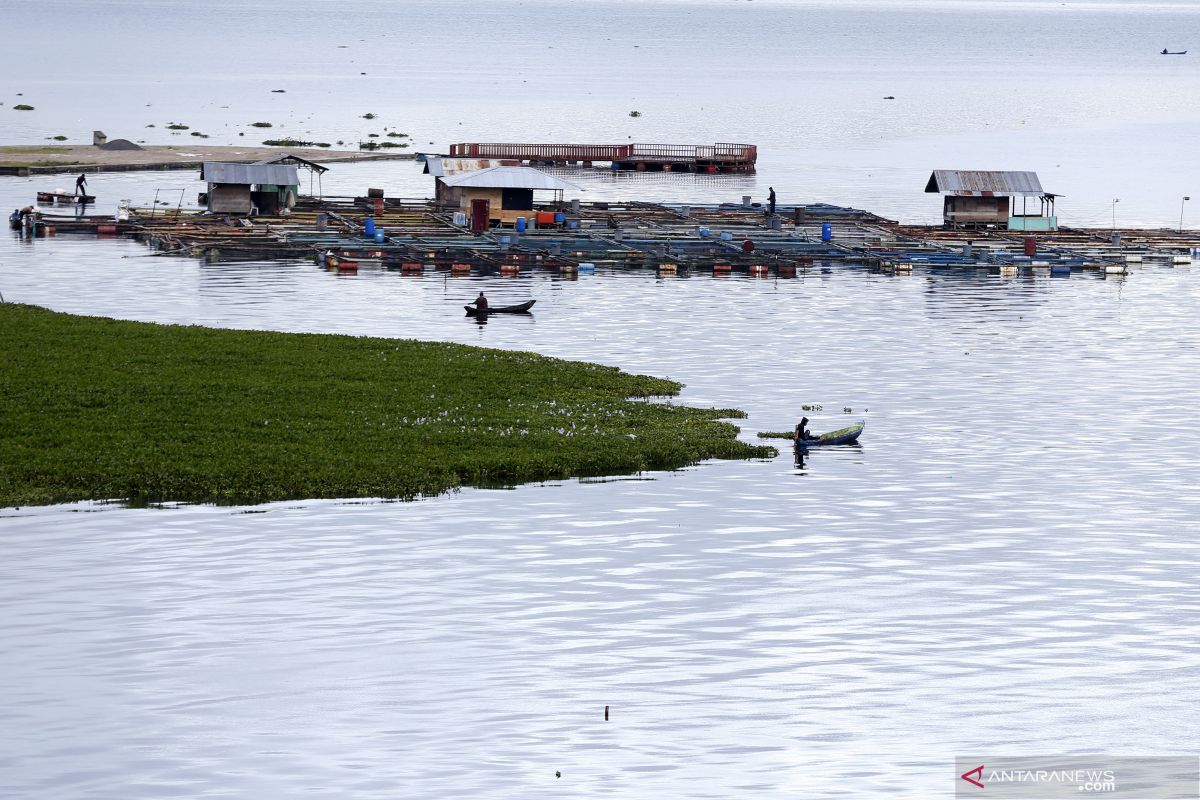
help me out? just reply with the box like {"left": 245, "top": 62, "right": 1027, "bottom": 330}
{"left": 448, "top": 142, "right": 757, "bottom": 173}
{"left": 37, "top": 191, "right": 95, "bottom": 205}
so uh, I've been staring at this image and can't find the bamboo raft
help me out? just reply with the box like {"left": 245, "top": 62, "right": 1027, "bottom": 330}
{"left": 25, "top": 195, "right": 1200, "bottom": 278}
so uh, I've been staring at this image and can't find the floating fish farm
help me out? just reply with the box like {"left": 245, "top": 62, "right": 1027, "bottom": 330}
{"left": 17, "top": 195, "right": 1200, "bottom": 278}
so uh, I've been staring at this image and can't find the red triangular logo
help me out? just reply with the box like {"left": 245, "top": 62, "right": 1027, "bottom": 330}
{"left": 961, "top": 764, "right": 985, "bottom": 789}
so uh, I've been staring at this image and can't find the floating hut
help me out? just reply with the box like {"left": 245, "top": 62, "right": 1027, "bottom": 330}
{"left": 424, "top": 157, "right": 520, "bottom": 207}
{"left": 925, "top": 170, "right": 1058, "bottom": 231}
{"left": 200, "top": 162, "right": 301, "bottom": 215}
{"left": 438, "top": 166, "right": 582, "bottom": 231}
{"left": 253, "top": 154, "right": 328, "bottom": 199}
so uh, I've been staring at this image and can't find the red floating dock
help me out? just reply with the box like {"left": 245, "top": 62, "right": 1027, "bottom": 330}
{"left": 448, "top": 142, "right": 757, "bottom": 173}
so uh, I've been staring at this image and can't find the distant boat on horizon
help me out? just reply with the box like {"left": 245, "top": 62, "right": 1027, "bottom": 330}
{"left": 1161, "top": 48, "right": 1188, "bottom": 55}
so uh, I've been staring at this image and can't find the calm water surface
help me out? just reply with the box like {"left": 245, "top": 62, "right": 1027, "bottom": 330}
{"left": 3, "top": 168, "right": 1200, "bottom": 797}
{"left": 4, "top": 2, "right": 1200, "bottom": 796}
{"left": 3, "top": 0, "right": 1200, "bottom": 224}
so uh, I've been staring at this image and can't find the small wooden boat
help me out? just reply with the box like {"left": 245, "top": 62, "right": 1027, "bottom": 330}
{"left": 1161, "top": 49, "right": 1188, "bottom": 55}
{"left": 36, "top": 191, "right": 95, "bottom": 204}
{"left": 795, "top": 420, "right": 865, "bottom": 448}
{"left": 464, "top": 299, "right": 536, "bottom": 315}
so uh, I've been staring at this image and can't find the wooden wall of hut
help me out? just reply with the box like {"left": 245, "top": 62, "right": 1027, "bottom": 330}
{"left": 943, "top": 196, "right": 1009, "bottom": 225}
{"left": 462, "top": 187, "right": 527, "bottom": 224}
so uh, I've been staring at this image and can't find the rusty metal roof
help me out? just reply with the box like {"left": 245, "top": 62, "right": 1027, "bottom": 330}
{"left": 423, "top": 157, "right": 520, "bottom": 177}
{"left": 252, "top": 154, "right": 328, "bottom": 174}
{"left": 440, "top": 166, "right": 582, "bottom": 191}
{"left": 201, "top": 162, "right": 300, "bottom": 185}
{"left": 925, "top": 170, "right": 1047, "bottom": 197}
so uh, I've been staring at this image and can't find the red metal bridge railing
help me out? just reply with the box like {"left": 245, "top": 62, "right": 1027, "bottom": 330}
{"left": 449, "top": 142, "right": 756, "bottom": 164}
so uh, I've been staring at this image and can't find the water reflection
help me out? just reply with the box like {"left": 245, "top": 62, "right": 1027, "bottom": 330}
{"left": 2, "top": 173, "right": 1200, "bottom": 799}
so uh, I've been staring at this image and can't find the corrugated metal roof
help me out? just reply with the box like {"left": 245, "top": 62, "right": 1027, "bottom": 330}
{"left": 423, "top": 157, "right": 520, "bottom": 177}
{"left": 925, "top": 170, "right": 1046, "bottom": 196}
{"left": 439, "top": 166, "right": 582, "bottom": 191}
{"left": 252, "top": 154, "right": 328, "bottom": 174}
{"left": 201, "top": 162, "right": 300, "bottom": 185}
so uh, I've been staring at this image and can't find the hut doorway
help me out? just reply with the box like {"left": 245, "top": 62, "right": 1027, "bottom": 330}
{"left": 470, "top": 199, "right": 490, "bottom": 233}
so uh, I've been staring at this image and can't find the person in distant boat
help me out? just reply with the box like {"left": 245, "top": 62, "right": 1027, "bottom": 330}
{"left": 795, "top": 417, "right": 817, "bottom": 444}
{"left": 18, "top": 205, "right": 34, "bottom": 221}
{"left": 475, "top": 292, "right": 489, "bottom": 313}
{"left": 75, "top": 173, "right": 87, "bottom": 197}
{"left": 1162, "top": 48, "right": 1169, "bottom": 54}
{"left": 767, "top": 187, "right": 777, "bottom": 217}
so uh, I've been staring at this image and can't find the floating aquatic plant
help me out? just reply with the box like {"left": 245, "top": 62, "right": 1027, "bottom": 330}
{"left": 251, "top": 121, "right": 273, "bottom": 128}
{"left": 262, "top": 138, "right": 314, "bottom": 147}
{"left": 0, "top": 304, "right": 773, "bottom": 507}
{"left": 362, "top": 112, "right": 376, "bottom": 119}
{"left": 13, "top": 104, "right": 34, "bottom": 111}
{"left": 166, "top": 122, "right": 189, "bottom": 130}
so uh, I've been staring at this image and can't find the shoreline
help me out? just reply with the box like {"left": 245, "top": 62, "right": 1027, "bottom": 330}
{"left": 0, "top": 144, "right": 414, "bottom": 176}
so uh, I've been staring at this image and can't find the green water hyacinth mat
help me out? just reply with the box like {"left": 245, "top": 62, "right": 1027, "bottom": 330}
{"left": 0, "top": 305, "right": 775, "bottom": 507}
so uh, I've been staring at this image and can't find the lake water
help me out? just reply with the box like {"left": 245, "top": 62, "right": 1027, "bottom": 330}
{"left": 4, "top": 2, "right": 1200, "bottom": 798}
{"left": 4, "top": 0, "right": 1200, "bottom": 224}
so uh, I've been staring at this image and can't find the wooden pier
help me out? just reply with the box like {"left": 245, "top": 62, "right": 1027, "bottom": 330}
{"left": 448, "top": 143, "right": 757, "bottom": 173}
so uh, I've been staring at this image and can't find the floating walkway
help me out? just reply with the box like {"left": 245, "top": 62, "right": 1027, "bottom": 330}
{"left": 448, "top": 143, "right": 757, "bottom": 173}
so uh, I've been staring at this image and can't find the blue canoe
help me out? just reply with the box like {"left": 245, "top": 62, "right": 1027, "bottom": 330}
{"left": 795, "top": 420, "right": 865, "bottom": 448}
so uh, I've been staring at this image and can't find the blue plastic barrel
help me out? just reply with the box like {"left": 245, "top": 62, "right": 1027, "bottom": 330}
{"left": 516, "top": 217, "right": 527, "bottom": 233}
{"left": 364, "top": 217, "right": 376, "bottom": 236}
{"left": 821, "top": 222, "right": 832, "bottom": 242}
{"left": 720, "top": 231, "right": 733, "bottom": 241}
{"left": 698, "top": 227, "right": 710, "bottom": 238}
{"left": 374, "top": 230, "right": 385, "bottom": 243}
{"left": 554, "top": 212, "right": 565, "bottom": 224}
{"left": 499, "top": 235, "right": 512, "bottom": 245}
{"left": 566, "top": 220, "right": 580, "bottom": 230}
{"left": 579, "top": 262, "right": 596, "bottom": 273}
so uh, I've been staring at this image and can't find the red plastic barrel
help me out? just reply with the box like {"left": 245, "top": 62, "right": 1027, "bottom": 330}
{"left": 1024, "top": 237, "right": 1037, "bottom": 257}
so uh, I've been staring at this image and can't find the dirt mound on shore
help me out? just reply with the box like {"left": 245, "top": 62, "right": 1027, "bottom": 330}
{"left": 97, "top": 139, "right": 143, "bottom": 151}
